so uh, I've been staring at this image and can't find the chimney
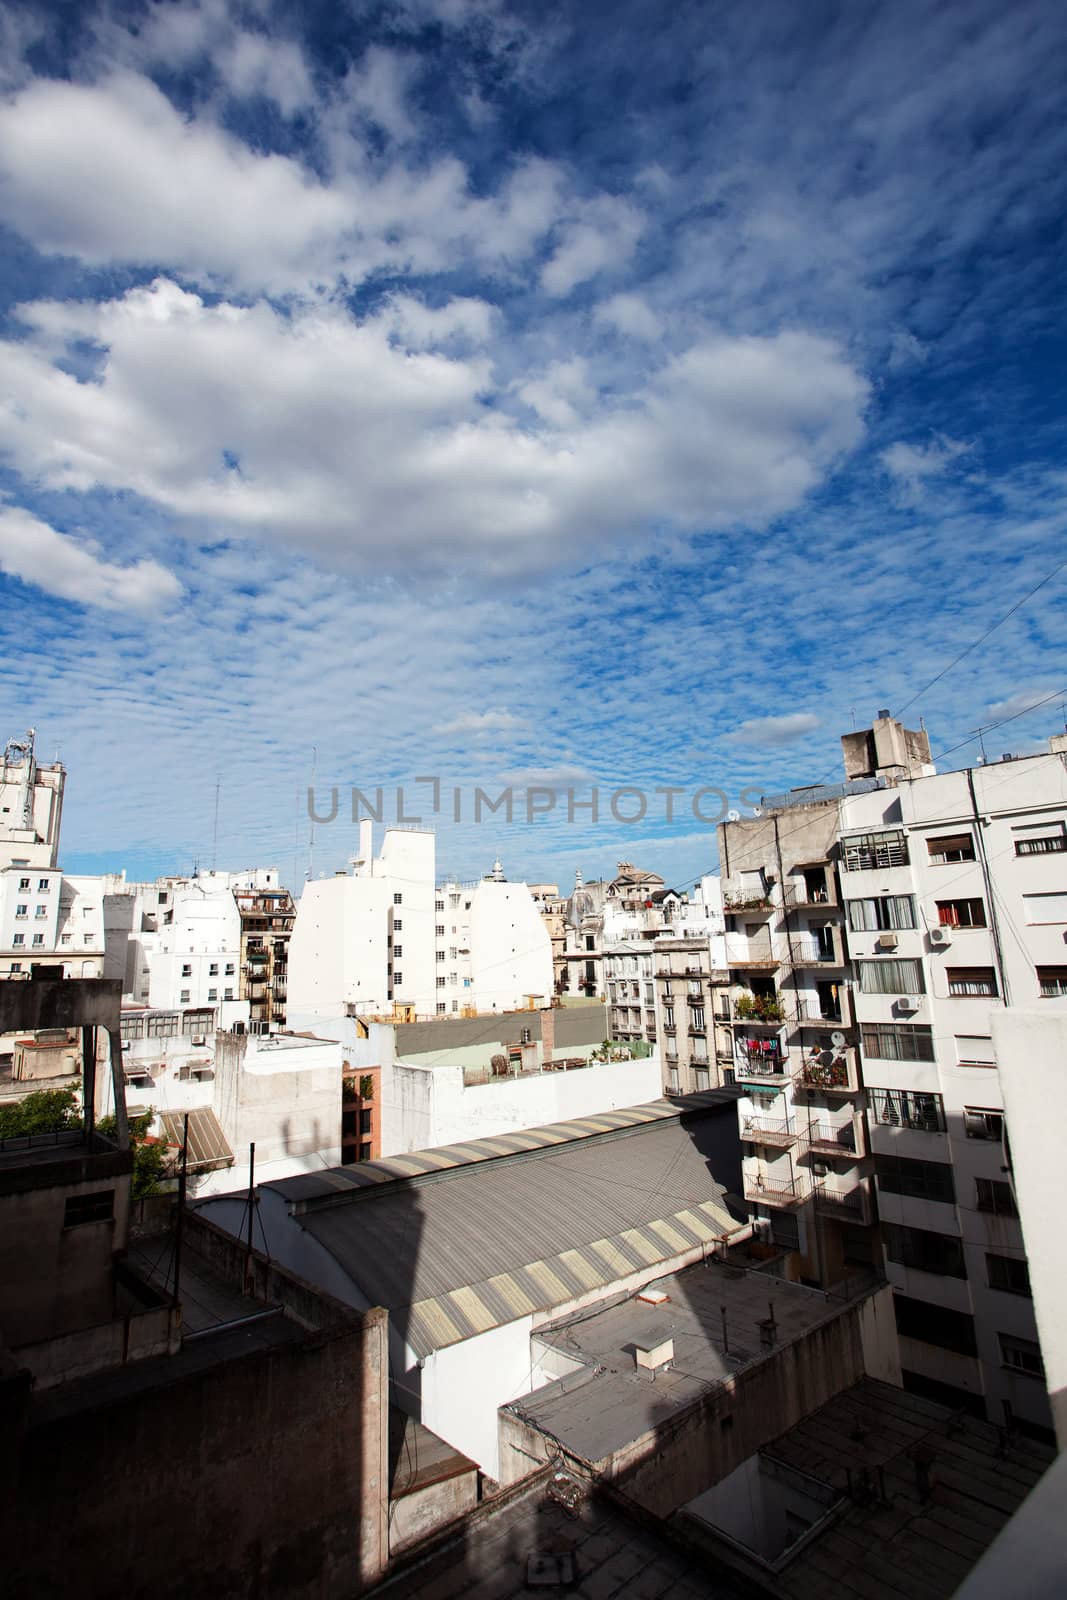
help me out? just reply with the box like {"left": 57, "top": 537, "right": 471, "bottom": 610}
{"left": 540, "top": 1005, "right": 555, "bottom": 1067}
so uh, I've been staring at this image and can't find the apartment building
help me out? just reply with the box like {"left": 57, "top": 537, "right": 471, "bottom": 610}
{"left": 837, "top": 733, "right": 1067, "bottom": 1436}
{"left": 0, "top": 728, "right": 64, "bottom": 871}
{"left": 289, "top": 823, "right": 552, "bottom": 1024}
{"left": 719, "top": 713, "right": 1067, "bottom": 1437}
{"left": 234, "top": 878, "right": 294, "bottom": 1029}
{"left": 527, "top": 881, "right": 568, "bottom": 993}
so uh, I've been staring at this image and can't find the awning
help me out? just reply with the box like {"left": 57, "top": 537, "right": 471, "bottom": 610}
{"left": 159, "top": 1107, "right": 234, "bottom": 1173}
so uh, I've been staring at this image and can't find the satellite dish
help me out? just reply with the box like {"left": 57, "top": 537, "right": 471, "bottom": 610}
{"left": 727, "top": 810, "right": 740, "bottom": 822}
{"left": 831, "top": 1031, "right": 846, "bottom": 1049}
{"left": 752, "top": 807, "right": 763, "bottom": 817}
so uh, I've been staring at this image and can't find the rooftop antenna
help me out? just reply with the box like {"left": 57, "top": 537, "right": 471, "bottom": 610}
{"left": 211, "top": 775, "right": 221, "bottom": 872}
{"left": 849, "top": 708, "right": 856, "bottom": 730}
{"left": 977, "top": 725, "right": 988, "bottom": 764}
{"left": 307, "top": 746, "right": 317, "bottom": 882}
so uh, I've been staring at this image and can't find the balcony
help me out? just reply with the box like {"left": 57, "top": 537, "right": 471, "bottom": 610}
{"left": 735, "top": 1057, "right": 788, "bottom": 1089}
{"left": 740, "top": 1114, "right": 798, "bottom": 1149}
{"left": 794, "top": 1049, "right": 858, "bottom": 1095}
{"left": 744, "top": 1171, "right": 808, "bottom": 1207}
{"left": 804, "top": 1120, "right": 859, "bottom": 1158}
{"left": 784, "top": 880, "right": 837, "bottom": 914}
{"left": 790, "top": 995, "right": 851, "bottom": 1031}
{"left": 787, "top": 934, "right": 843, "bottom": 968}
{"left": 723, "top": 892, "right": 774, "bottom": 917}
{"left": 725, "top": 933, "right": 778, "bottom": 970}
{"left": 814, "top": 1179, "right": 873, "bottom": 1224}
{"left": 731, "top": 995, "right": 785, "bottom": 1026}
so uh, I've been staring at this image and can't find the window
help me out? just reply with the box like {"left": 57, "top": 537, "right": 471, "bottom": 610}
{"left": 662, "top": 980, "right": 672, "bottom": 997}
{"left": 435, "top": 901, "right": 444, "bottom": 913}
{"left": 987, "top": 1254, "right": 1031, "bottom": 1296}
{"left": 183, "top": 1009, "right": 214, "bottom": 1036}
{"left": 436, "top": 1002, "right": 446, "bottom": 1013}
{"left": 876, "top": 1154, "right": 955, "bottom": 1204}
{"left": 64, "top": 1190, "right": 115, "bottom": 1227}
{"left": 32, "top": 934, "right": 43, "bottom": 946}
{"left": 60, "top": 933, "right": 71, "bottom": 945}
{"left": 869, "top": 1087, "right": 946, "bottom": 1132}
{"left": 947, "top": 967, "right": 997, "bottom": 997}
{"left": 450, "top": 947, "right": 457, "bottom": 959}
{"left": 894, "top": 1293, "right": 977, "bottom": 1356}
{"left": 848, "top": 895, "right": 916, "bottom": 932}
{"left": 224, "top": 988, "right": 234, "bottom": 1000}
{"left": 663, "top": 1006, "right": 675, "bottom": 1029}
{"left": 690, "top": 1007, "right": 706, "bottom": 1029}
{"left": 18, "top": 877, "right": 29, "bottom": 889}
{"left": 9, "top": 961, "right": 21, "bottom": 972}
{"left": 1038, "top": 966, "right": 1067, "bottom": 997}
{"left": 37, "top": 878, "right": 50, "bottom": 891}
{"left": 842, "top": 830, "right": 908, "bottom": 871}
{"left": 393, "top": 893, "right": 402, "bottom": 905}
{"left": 975, "top": 1178, "right": 1017, "bottom": 1217}
{"left": 180, "top": 989, "right": 191, "bottom": 1003}
{"left": 393, "top": 918, "right": 402, "bottom": 931}
{"left": 147, "top": 1013, "right": 179, "bottom": 1037}
{"left": 207, "top": 988, "right": 218, "bottom": 1001}
{"left": 15, "top": 904, "right": 27, "bottom": 918}
{"left": 393, "top": 973, "right": 403, "bottom": 987}
{"left": 693, "top": 1065, "right": 710, "bottom": 1091}
{"left": 999, "top": 1334, "right": 1044, "bottom": 1379}
{"left": 956, "top": 1035, "right": 995, "bottom": 1067}
{"left": 926, "top": 833, "right": 975, "bottom": 864}
{"left": 885, "top": 1224, "right": 966, "bottom": 1278}
{"left": 12, "top": 933, "right": 23, "bottom": 946}
{"left": 121, "top": 1016, "right": 145, "bottom": 1041}
{"left": 34, "top": 904, "right": 47, "bottom": 918}
{"left": 861, "top": 1022, "right": 935, "bottom": 1062}
{"left": 393, "top": 945, "right": 402, "bottom": 958}
{"left": 937, "top": 899, "right": 986, "bottom": 928}
{"left": 83, "top": 934, "right": 94, "bottom": 946}
{"left": 209, "top": 962, "right": 218, "bottom": 975}
{"left": 360, "top": 1109, "right": 372, "bottom": 1135}
{"left": 360, "top": 1142, "right": 372, "bottom": 1161}
{"left": 585, "top": 935, "right": 595, "bottom": 951}
{"left": 182, "top": 963, "right": 192, "bottom": 977}
{"left": 858, "top": 958, "right": 925, "bottom": 994}
{"left": 436, "top": 924, "right": 445, "bottom": 936}
{"left": 1023, "top": 892, "right": 1067, "bottom": 924}
{"left": 225, "top": 962, "right": 234, "bottom": 975}
{"left": 1014, "top": 822, "right": 1066, "bottom": 855}
{"left": 436, "top": 951, "right": 444, "bottom": 962}
{"left": 964, "top": 1106, "right": 1004, "bottom": 1141}
{"left": 436, "top": 976, "right": 446, "bottom": 988}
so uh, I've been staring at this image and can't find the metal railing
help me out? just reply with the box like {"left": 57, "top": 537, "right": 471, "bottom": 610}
{"left": 744, "top": 1172, "right": 808, "bottom": 1205}
{"left": 741, "top": 1116, "right": 798, "bottom": 1147}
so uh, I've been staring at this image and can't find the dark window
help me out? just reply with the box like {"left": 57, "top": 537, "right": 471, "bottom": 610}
{"left": 393, "top": 893, "right": 402, "bottom": 905}
{"left": 64, "top": 1190, "right": 114, "bottom": 1227}
{"left": 964, "top": 1107, "right": 1004, "bottom": 1141}
{"left": 869, "top": 1087, "right": 945, "bottom": 1131}
{"left": 842, "top": 831, "right": 908, "bottom": 871}
{"left": 927, "top": 833, "right": 975, "bottom": 864}
{"left": 975, "top": 1178, "right": 1018, "bottom": 1217}
{"left": 861, "top": 1023, "right": 935, "bottom": 1063}
{"left": 894, "top": 1293, "right": 977, "bottom": 1356}
{"left": 947, "top": 967, "right": 997, "bottom": 997}
{"left": 1037, "top": 966, "right": 1067, "bottom": 997}
{"left": 360, "top": 1109, "right": 372, "bottom": 1134}
{"left": 986, "top": 1253, "right": 1031, "bottom": 1296}
{"left": 342, "top": 1110, "right": 358, "bottom": 1137}
{"left": 359, "top": 1142, "right": 372, "bottom": 1161}
{"left": 937, "top": 899, "right": 986, "bottom": 928}
{"left": 999, "top": 1334, "right": 1044, "bottom": 1378}
{"left": 876, "top": 1154, "right": 955, "bottom": 1203}
{"left": 1015, "top": 829, "right": 1066, "bottom": 856}
{"left": 885, "top": 1224, "right": 966, "bottom": 1278}
{"left": 585, "top": 935, "right": 595, "bottom": 951}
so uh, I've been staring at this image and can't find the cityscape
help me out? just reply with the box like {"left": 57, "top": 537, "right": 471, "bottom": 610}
{"left": 2, "top": 1, "right": 1065, "bottom": 1597}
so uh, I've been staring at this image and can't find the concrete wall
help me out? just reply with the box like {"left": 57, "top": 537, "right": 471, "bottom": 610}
{"left": 213, "top": 1030, "right": 343, "bottom": 1167}
{"left": 382, "top": 1054, "right": 662, "bottom": 1156}
{"left": 1, "top": 1226, "right": 391, "bottom": 1600}
{"left": 993, "top": 1009, "right": 1067, "bottom": 1447}
{"left": 389, "top": 1470, "right": 478, "bottom": 1555}
{"left": 498, "top": 1285, "right": 898, "bottom": 1515}
{"left": 422, "top": 1315, "right": 537, "bottom": 1481}
{"left": 13, "top": 1301, "right": 180, "bottom": 1389}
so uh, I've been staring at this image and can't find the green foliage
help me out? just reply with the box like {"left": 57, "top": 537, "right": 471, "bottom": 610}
{"left": 98, "top": 1111, "right": 170, "bottom": 1201}
{"left": 359, "top": 1074, "right": 374, "bottom": 1100}
{"left": 0, "top": 1086, "right": 81, "bottom": 1140}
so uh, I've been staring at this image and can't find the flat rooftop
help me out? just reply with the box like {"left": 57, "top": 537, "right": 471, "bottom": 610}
{"left": 509, "top": 1261, "right": 873, "bottom": 1463}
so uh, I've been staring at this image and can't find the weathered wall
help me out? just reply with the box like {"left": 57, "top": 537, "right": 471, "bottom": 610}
{"left": 500, "top": 1286, "right": 896, "bottom": 1516}
{"left": 2, "top": 1289, "right": 390, "bottom": 1600}
{"left": 389, "top": 1471, "right": 479, "bottom": 1555}
{"left": 12, "top": 1301, "right": 180, "bottom": 1389}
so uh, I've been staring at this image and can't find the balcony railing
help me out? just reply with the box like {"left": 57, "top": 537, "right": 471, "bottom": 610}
{"left": 787, "top": 936, "right": 842, "bottom": 967}
{"left": 804, "top": 1120, "right": 858, "bottom": 1157}
{"left": 783, "top": 881, "right": 837, "bottom": 912}
{"left": 732, "top": 996, "right": 785, "bottom": 1025}
{"left": 790, "top": 997, "right": 849, "bottom": 1029}
{"left": 794, "top": 1052, "right": 856, "bottom": 1094}
{"left": 741, "top": 1115, "right": 798, "bottom": 1149}
{"left": 744, "top": 1172, "right": 808, "bottom": 1207}
{"left": 735, "top": 1056, "right": 787, "bottom": 1081}
{"left": 814, "top": 1180, "right": 871, "bottom": 1223}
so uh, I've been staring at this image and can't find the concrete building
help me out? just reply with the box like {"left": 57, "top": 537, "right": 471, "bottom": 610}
{"left": 527, "top": 881, "right": 568, "bottom": 993}
{"left": 197, "top": 1090, "right": 745, "bottom": 1481}
{"left": 234, "top": 878, "right": 294, "bottom": 1029}
{"left": 289, "top": 826, "right": 552, "bottom": 1024}
{"left": 563, "top": 862, "right": 668, "bottom": 999}
{"left": 0, "top": 727, "right": 64, "bottom": 871}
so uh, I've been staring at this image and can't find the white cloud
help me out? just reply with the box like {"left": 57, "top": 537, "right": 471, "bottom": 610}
{"left": 726, "top": 713, "right": 821, "bottom": 747}
{"left": 540, "top": 197, "right": 645, "bottom": 297}
{"left": 985, "top": 687, "right": 1062, "bottom": 722}
{"left": 887, "top": 330, "right": 928, "bottom": 370}
{"left": 516, "top": 357, "right": 594, "bottom": 428}
{"left": 343, "top": 47, "right": 418, "bottom": 142}
{"left": 881, "top": 434, "right": 970, "bottom": 498}
{"left": 0, "top": 505, "right": 181, "bottom": 611}
{"left": 437, "top": 709, "right": 527, "bottom": 735}
{"left": 216, "top": 32, "right": 315, "bottom": 117}
{"left": 0, "top": 283, "right": 869, "bottom": 579}
{"left": 498, "top": 764, "right": 592, "bottom": 787}
{"left": 380, "top": 294, "right": 496, "bottom": 349}
{"left": 595, "top": 293, "right": 663, "bottom": 341}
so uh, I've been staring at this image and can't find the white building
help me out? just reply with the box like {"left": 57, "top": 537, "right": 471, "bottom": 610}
{"left": 0, "top": 729, "right": 64, "bottom": 872}
{"left": 288, "top": 825, "right": 552, "bottom": 1025}
{"left": 0, "top": 868, "right": 106, "bottom": 981}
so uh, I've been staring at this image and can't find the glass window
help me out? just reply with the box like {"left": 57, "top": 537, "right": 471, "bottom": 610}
{"left": 32, "top": 934, "right": 44, "bottom": 946}
{"left": 861, "top": 1023, "right": 935, "bottom": 1062}
{"left": 37, "top": 878, "right": 49, "bottom": 891}
{"left": 964, "top": 1107, "right": 1004, "bottom": 1141}
{"left": 885, "top": 1224, "right": 966, "bottom": 1278}
{"left": 848, "top": 895, "right": 916, "bottom": 932}
{"left": 926, "top": 833, "right": 975, "bottom": 864}
{"left": 842, "top": 831, "right": 908, "bottom": 871}
{"left": 894, "top": 1294, "right": 976, "bottom": 1355}
{"left": 956, "top": 1035, "right": 995, "bottom": 1066}
{"left": 1037, "top": 966, "right": 1067, "bottom": 997}
{"left": 999, "top": 1334, "right": 1044, "bottom": 1378}
{"left": 12, "top": 933, "right": 23, "bottom": 946}
{"left": 947, "top": 968, "right": 997, "bottom": 997}
{"left": 876, "top": 1154, "right": 955, "bottom": 1204}
{"left": 64, "top": 1190, "right": 114, "bottom": 1227}
{"left": 869, "top": 1087, "right": 945, "bottom": 1131}
{"left": 180, "top": 989, "right": 191, "bottom": 1003}
{"left": 936, "top": 899, "right": 986, "bottom": 928}
{"left": 393, "top": 893, "right": 402, "bottom": 905}
{"left": 858, "top": 958, "right": 925, "bottom": 994}
{"left": 986, "top": 1254, "right": 1030, "bottom": 1297}
{"left": 1014, "top": 822, "right": 1066, "bottom": 855}
{"left": 975, "top": 1178, "right": 1017, "bottom": 1217}
{"left": 147, "top": 1013, "right": 179, "bottom": 1037}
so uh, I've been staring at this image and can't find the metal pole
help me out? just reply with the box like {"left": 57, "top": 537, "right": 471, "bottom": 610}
{"left": 172, "top": 1112, "right": 189, "bottom": 1310}
{"left": 720, "top": 1304, "right": 729, "bottom": 1356}
{"left": 245, "top": 1142, "right": 256, "bottom": 1288}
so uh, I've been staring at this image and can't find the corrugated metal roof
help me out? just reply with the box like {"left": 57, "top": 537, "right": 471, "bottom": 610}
{"left": 160, "top": 1107, "right": 233, "bottom": 1172}
{"left": 285, "top": 1101, "right": 742, "bottom": 1358}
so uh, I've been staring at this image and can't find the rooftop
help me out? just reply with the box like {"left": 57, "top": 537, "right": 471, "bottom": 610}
{"left": 508, "top": 1261, "right": 874, "bottom": 1464}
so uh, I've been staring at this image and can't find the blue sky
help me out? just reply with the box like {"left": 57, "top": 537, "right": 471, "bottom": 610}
{"left": 1, "top": 0, "right": 1065, "bottom": 891}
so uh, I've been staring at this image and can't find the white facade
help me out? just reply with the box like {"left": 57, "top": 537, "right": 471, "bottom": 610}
{"left": 839, "top": 748, "right": 1067, "bottom": 1433}
{"left": 0, "top": 866, "right": 106, "bottom": 980}
{"left": 382, "top": 1050, "right": 661, "bottom": 1156}
{"left": 0, "top": 730, "right": 64, "bottom": 871}
{"left": 289, "top": 827, "right": 551, "bottom": 1024}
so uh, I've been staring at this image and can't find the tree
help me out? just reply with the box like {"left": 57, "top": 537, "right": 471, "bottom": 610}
{"left": 98, "top": 1111, "right": 171, "bottom": 1201}
{"left": 0, "top": 1086, "right": 81, "bottom": 1141}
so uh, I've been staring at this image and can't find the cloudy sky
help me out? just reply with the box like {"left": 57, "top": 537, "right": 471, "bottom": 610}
{"left": 1, "top": 0, "right": 1065, "bottom": 890}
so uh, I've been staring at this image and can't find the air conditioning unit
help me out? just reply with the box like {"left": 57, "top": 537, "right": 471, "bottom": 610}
{"left": 929, "top": 926, "right": 952, "bottom": 948}
{"left": 896, "top": 996, "right": 919, "bottom": 1013}
{"left": 191, "top": 1035, "right": 206, "bottom": 1047}
{"left": 876, "top": 931, "right": 898, "bottom": 950}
